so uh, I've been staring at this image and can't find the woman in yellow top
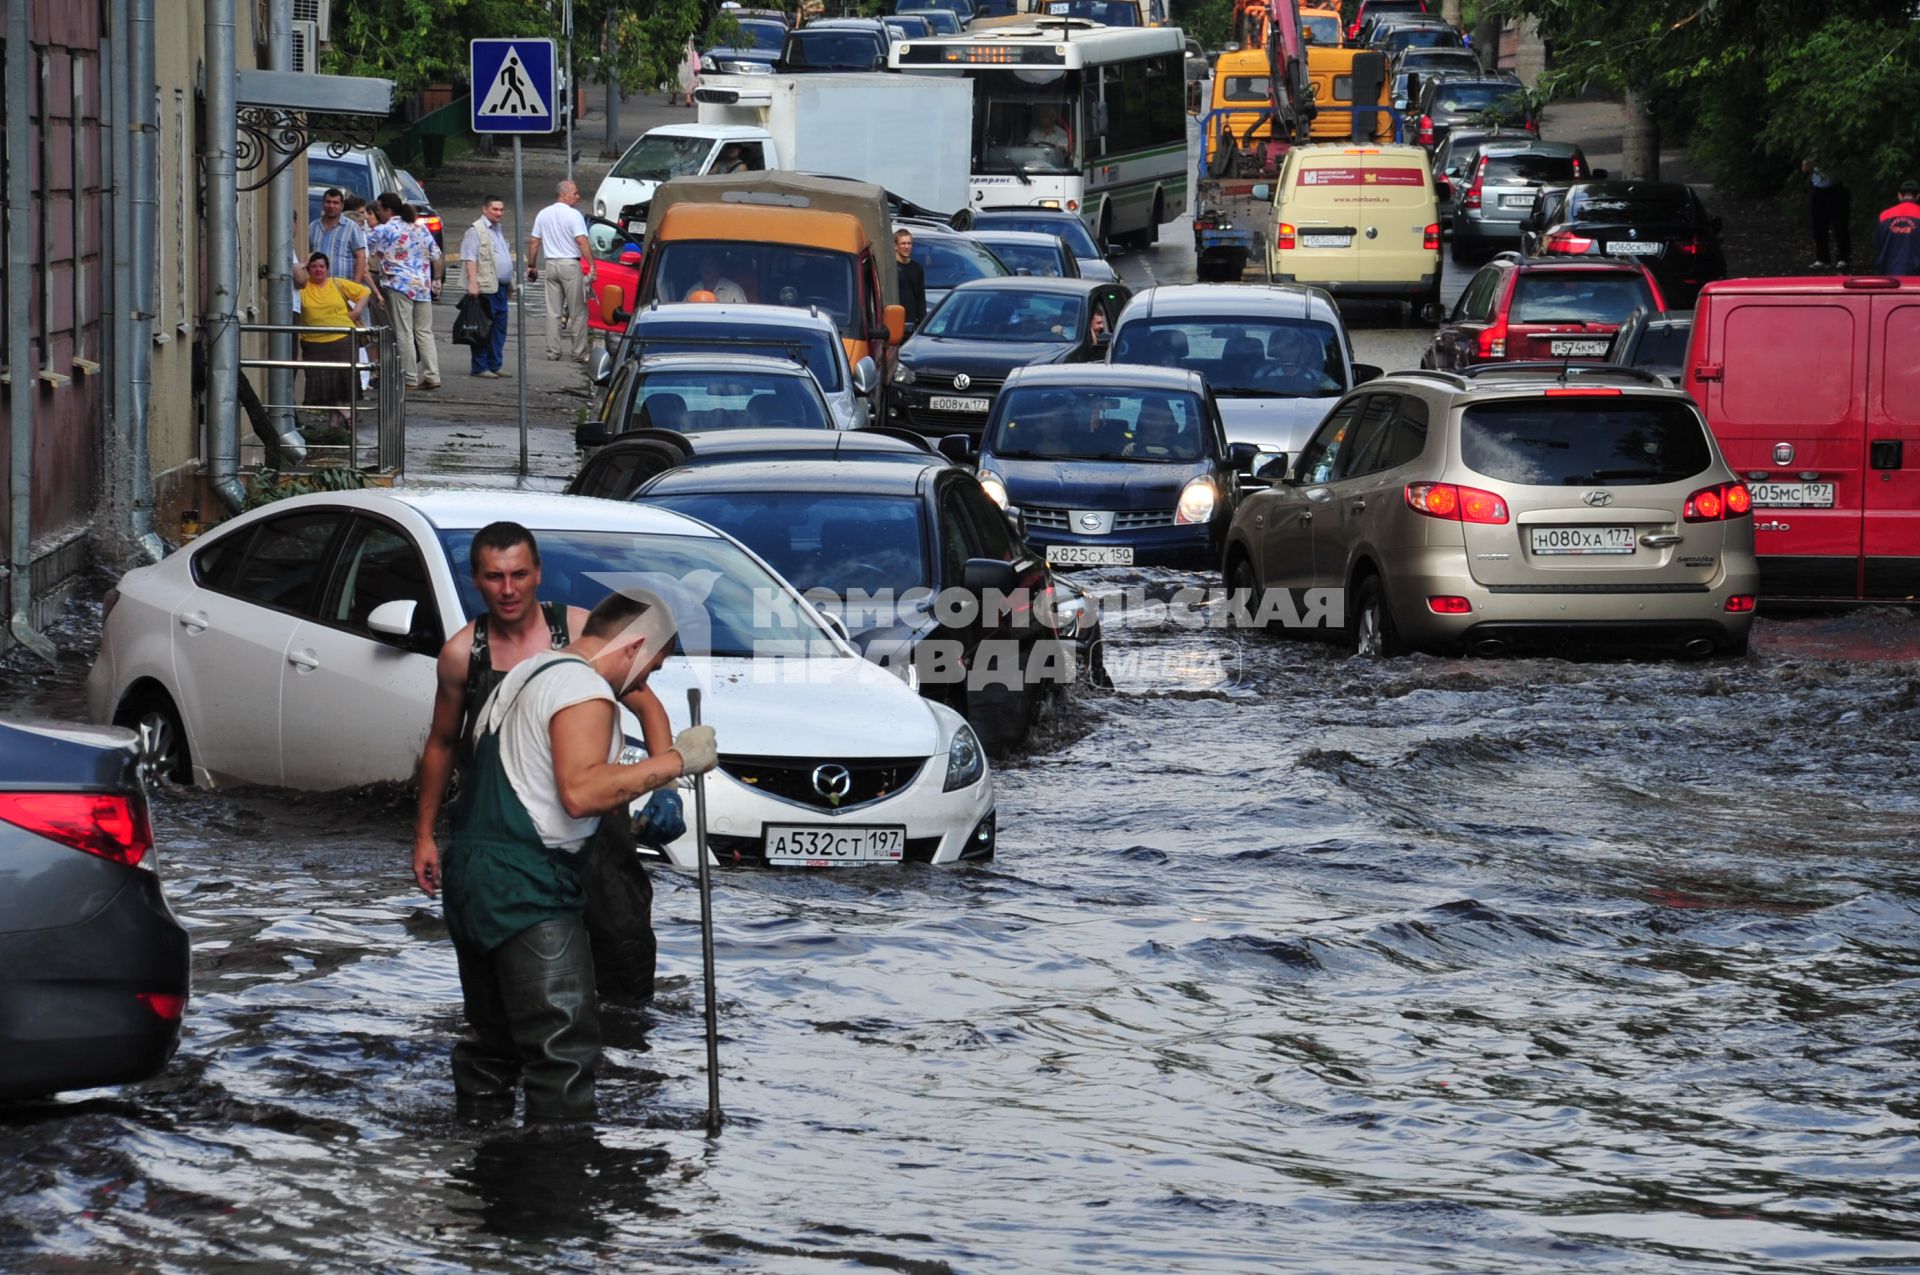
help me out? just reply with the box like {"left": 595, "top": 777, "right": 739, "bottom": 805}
{"left": 299, "top": 251, "right": 372, "bottom": 429}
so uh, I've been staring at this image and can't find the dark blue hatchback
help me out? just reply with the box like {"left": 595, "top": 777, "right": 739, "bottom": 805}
{"left": 968, "top": 365, "right": 1249, "bottom": 571}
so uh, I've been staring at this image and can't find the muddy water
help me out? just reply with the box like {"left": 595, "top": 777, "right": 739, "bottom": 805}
{"left": 3, "top": 584, "right": 1918, "bottom": 1272}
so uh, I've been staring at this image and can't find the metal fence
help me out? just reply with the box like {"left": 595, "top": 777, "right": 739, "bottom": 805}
{"left": 240, "top": 321, "right": 405, "bottom": 474}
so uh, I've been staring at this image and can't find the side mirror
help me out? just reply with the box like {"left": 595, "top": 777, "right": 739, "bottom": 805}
{"left": 1352, "top": 362, "right": 1383, "bottom": 384}
{"left": 1254, "top": 452, "right": 1289, "bottom": 482}
{"left": 884, "top": 303, "right": 906, "bottom": 346}
{"left": 1393, "top": 96, "right": 1409, "bottom": 111}
{"left": 962, "top": 556, "right": 1018, "bottom": 594}
{"left": 1252, "top": 183, "right": 1272, "bottom": 201}
{"left": 576, "top": 419, "right": 611, "bottom": 448}
{"left": 1419, "top": 302, "right": 1445, "bottom": 323}
{"left": 591, "top": 348, "right": 613, "bottom": 385}
{"left": 852, "top": 356, "right": 879, "bottom": 396}
{"left": 937, "top": 433, "right": 976, "bottom": 465}
{"left": 1590, "top": 167, "right": 1609, "bottom": 180}
{"left": 1229, "top": 440, "right": 1260, "bottom": 472}
{"left": 618, "top": 248, "right": 641, "bottom": 266}
{"left": 1003, "top": 506, "right": 1028, "bottom": 541}
{"left": 367, "top": 599, "right": 420, "bottom": 644}
{"left": 598, "top": 285, "right": 625, "bottom": 329}
{"left": 1093, "top": 328, "right": 1111, "bottom": 347}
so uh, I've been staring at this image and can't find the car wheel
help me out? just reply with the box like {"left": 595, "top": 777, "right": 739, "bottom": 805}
{"left": 967, "top": 680, "right": 1034, "bottom": 756}
{"left": 1228, "top": 554, "right": 1267, "bottom": 634}
{"left": 116, "top": 691, "right": 192, "bottom": 786}
{"left": 1097, "top": 203, "right": 1114, "bottom": 257}
{"left": 1351, "top": 576, "right": 1400, "bottom": 658}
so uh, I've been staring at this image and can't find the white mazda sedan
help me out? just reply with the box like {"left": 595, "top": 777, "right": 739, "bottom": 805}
{"left": 86, "top": 491, "right": 996, "bottom": 868}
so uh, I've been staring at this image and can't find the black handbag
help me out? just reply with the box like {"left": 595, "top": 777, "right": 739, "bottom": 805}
{"left": 452, "top": 293, "right": 493, "bottom": 347}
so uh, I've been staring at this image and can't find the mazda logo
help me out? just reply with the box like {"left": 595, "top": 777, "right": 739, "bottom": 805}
{"left": 953, "top": 373, "right": 971, "bottom": 390}
{"left": 811, "top": 763, "right": 852, "bottom": 804}
{"left": 1582, "top": 489, "right": 1614, "bottom": 507}
{"left": 1080, "top": 513, "right": 1103, "bottom": 530}
{"left": 1773, "top": 442, "right": 1795, "bottom": 465}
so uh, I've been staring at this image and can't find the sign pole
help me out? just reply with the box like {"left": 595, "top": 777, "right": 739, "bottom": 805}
{"left": 513, "top": 137, "right": 529, "bottom": 478}
{"left": 563, "top": 0, "right": 575, "bottom": 187}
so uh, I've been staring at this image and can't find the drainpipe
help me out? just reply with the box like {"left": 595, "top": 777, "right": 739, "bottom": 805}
{"left": 204, "top": 0, "right": 245, "bottom": 513}
{"left": 7, "top": 0, "right": 57, "bottom": 662}
{"left": 265, "top": 0, "right": 294, "bottom": 452}
{"left": 126, "top": 0, "right": 164, "bottom": 561}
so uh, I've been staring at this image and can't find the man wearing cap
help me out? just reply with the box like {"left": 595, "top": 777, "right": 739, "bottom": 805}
{"left": 1872, "top": 179, "right": 1920, "bottom": 276}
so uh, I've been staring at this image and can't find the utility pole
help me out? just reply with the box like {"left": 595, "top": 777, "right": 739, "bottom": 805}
{"left": 564, "top": 0, "right": 575, "bottom": 186}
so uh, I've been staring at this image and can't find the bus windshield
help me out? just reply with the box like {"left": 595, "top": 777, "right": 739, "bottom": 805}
{"left": 980, "top": 91, "right": 1081, "bottom": 178}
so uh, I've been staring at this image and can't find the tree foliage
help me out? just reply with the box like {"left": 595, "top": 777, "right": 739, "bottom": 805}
{"left": 1487, "top": 0, "right": 1920, "bottom": 194}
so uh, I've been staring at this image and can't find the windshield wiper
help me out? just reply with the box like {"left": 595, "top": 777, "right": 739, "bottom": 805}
{"left": 989, "top": 449, "right": 1054, "bottom": 460}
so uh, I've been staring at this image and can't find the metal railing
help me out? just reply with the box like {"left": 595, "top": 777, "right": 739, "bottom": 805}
{"left": 240, "top": 321, "right": 405, "bottom": 474}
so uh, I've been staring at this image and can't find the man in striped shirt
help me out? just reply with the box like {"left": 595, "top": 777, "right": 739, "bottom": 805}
{"left": 308, "top": 187, "right": 370, "bottom": 288}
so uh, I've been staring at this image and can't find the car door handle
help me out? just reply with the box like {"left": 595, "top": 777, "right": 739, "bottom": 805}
{"left": 1350, "top": 498, "right": 1367, "bottom": 511}
{"left": 1301, "top": 511, "right": 1313, "bottom": 522}
{"left": 1641, "top": 533, "right": 1683, "bottom": 547}
{"left": 287, "top": 648, "right": 320, "bottom": 672}
{"left": 1305, "top": 486, "right": 1332, "bottom": 502}
{"left": 177, "top": 610, "right": 208, "bottom": 632}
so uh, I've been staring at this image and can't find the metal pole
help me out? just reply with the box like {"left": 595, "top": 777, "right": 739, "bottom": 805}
{"left": 105, "top": 0, "right": 131, "bottom": 543}
{"left": 127, "top": 0, "right": 164, "bottom": 562}
{"left": 512, "top": 137, "right": 528, "bottom": 477}
{"left": 6, "top": 0, "right": 57, "bottom": 663}
{"left": 205, "top": 0, "right": 245, "bottom": 512}
{"left": 687, "top": 687, "right": 722, "bottom": 1135}
{"left": 563, "top": 0, "right": 575, "bottom": 187}
{"left": 265, "top": 0, "right": 295, "bottom": 454}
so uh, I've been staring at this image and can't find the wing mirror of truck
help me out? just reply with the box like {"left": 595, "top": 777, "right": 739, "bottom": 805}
{"left": 598, "top": 286, "right": 625, "bottom": 330}
{"left": 938, "top": 433, "right": 977, "bottom": 465}
{"left": 1228, "top": 441, "right": 1260, "bottom": 472}
{"left": 1252, "top": 183, "right": 1271, "bottom": 201}
{"left": 853, "top": 356, "right": 879, "bottom": 397}
{"left": 1352, "top": 362, "right": 1383, "bottom": 384}
{"left": 884, "top": 304, "right": 906, "bottom": 346}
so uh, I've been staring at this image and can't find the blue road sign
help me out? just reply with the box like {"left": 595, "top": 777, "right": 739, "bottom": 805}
{"left": 470, "top": 39, "right": 558, "bottom": 134}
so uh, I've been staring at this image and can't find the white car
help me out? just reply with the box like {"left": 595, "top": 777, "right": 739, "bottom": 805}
{"left": 86, "top": 491, "right": 996, "bottom": 868}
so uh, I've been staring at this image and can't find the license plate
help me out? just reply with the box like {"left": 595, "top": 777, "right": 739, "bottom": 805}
{"left": 1046, "top": 544, "right": 1135, "bottom": 565}
{"left": 1749, "top": 481, "right": 1835, "bottom": 508}
{"left": 764, "top": 824, "right": 905, "bottom": 867}
{"left": 1531, "top": 526, "right": 1636, "bottom": 555}
{"left": 1301, "top": 233, "right": 1352, "bottom": 248}
{"left": 1500, "top": 195, "right": 1534, "bottom": 208}
{"left": 1607, "top": 240, "right": 1660, "bottom": 255}
{"left": 929, "top": 395, "right": 991, "bottom": 413}
{"left": 1549, "top": 339, "right": 1611, "bottom": 356}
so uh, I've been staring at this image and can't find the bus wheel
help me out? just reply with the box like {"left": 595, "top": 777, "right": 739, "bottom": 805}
{"left": 1142, "top": 193, "right": 1164, "bottom": 248}
{"left": 1097, "top": 203, "right": 1114, "bottom": 256}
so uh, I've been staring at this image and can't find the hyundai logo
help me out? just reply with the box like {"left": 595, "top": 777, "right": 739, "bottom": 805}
{"left": 953, "top": 373, "right": 971, "bottom": 391}
{"left": 1773, "top": 442, "right": 1795, "bottom": 465}
{"left": 1582, "top": 489, "right": 1614, "bottom": 507}
{"left": 1080, "top": 512, "right": 1103, "bottom": 530}
{"left": 812, "top": 763, "right": 853, "bottom": 804}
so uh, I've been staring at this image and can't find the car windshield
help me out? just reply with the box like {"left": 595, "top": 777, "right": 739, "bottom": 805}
{"left": 1034, "top": 0, "right": 1140, "bottom": 24}
{"left": 1482, "top": 152, "right": 1579, "bottom": 184}
{"left": 1109, "top": 318, "right": 1346, "bottom": 398}
{"left": 396, "top": 171, "right": 428, "bottom": 202}
{"left": 914, "top": 10, "right": 962, "bottom": 33}
{"left": 1434, "top": 84, "right": 1526, "bottom": 114}
{"left": 438, "top": 530, "right": 831, "bottom": 657}
{"left": 629, "top": 370, "right": 830, "bottom": 432}
{"left": 609, "top": 134, "right": 712, "bottom": 183}
{"left": 1303, "top": 13, "right": 1341, "bottom": 44}
{"left": 1404, "top": 50, "right": 1479, "bottom": 70}
{"left": 651, "top": 242, "right": 858, "bottom": 332}
{"left": 716, "top": 19, "right": 785, "bottom": 50}
{"left": 899, "top": 0, "right": 971, "bottom": 15}
{"left": 884, "top": 16, "right": 930, "bottom": 35}
{"left": 1220, "top": 75, "right": 1271, "bottom": 104}
{"left": 975, "top": 214, "right": 1101, "bottom": 259}
{"left": 923, "top": 288, "right": 1083, "bottom": 342}
{"left": 979, "top": 239, "right": 1068, "bottom": 277}
{"left": 990, "top": 386, "right": 1209, "bottom": 463}
{"left": 307, "top": 156, "right": 374, "bottom": 201}
{"left": 1460, "top": 400, "right": 1713, "bottom": 486}
{"left": 783, "top": 30, "right": 881, "bottom": 68}
{"left": 1384, "top": 28, "right": 1461, "bottom": 51}
{"left": 627, "top": 321, "right": 844, "bottom": 391}
{"left": 1509, "top": 272, "right": 1657, "bottom": 324}
{"left": 1571, "top": 193, "right": 1691, "bottom": 225}
{"left": 916, "top": 236, "right": 1011, "bottom": 290}
{"left": 645, "top": 493, "right": 929, "bottom": 600}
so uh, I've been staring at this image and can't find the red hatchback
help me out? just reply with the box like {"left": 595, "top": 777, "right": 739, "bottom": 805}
{"left": 1421, "top": 252, "right": 1666, "bottom": 371}
{"left": 585, "top": 215, "right": 644, "bottom": 340}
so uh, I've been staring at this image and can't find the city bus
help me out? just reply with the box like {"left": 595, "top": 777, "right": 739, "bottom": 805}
{"left": 891, "top": 21, "right": 1189, "bottom": 250}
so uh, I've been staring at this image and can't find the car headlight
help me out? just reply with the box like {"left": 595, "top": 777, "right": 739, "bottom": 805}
{"left": 979, "top": 470, "right": 1008, "bottom": 509}
{"left": 893, "top": 362, "right": 917, "bottom": 385}
{"left": 943, "top": 723, "right": 985, "bottom": 791}
{"left": 738, "top": 61, "right": 772, "bottom": 73}
{"left": 1053, "top": 589, "right": 1089, "bottom": 638}
{"left": 1174, "top": 476, "right": 1216, "bottom": 525}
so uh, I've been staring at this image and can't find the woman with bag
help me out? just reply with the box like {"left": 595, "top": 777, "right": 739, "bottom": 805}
{"left": 298, "top": 252, "right": 372, "bottom": 431}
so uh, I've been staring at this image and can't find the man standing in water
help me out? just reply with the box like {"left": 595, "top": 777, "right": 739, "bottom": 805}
{"left": 422, "top": 589, "right": 717, "bottom": 1124}
{"left": 414, "top": 523, "right": 678, "bottom": 1007}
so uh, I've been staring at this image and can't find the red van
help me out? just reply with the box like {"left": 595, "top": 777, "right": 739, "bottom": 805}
{"left": 1683, "top": 275, "right": 1920, "bottom": 601}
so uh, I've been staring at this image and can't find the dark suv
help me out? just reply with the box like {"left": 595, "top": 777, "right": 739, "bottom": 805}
{"left": 1422, "top": 253, "right": 1666, "bottom": 369}
{"left": 1519, "top": 180, "right": 1728, "bottom": 307}
{"left": 1413, "top": 75, "right": 1536, "bottom": 152}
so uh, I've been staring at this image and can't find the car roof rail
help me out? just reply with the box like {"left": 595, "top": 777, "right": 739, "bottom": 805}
{"left": 850, "top": 425, "right": 937, "bottom": 451}
{"left": 1489, "top": 249, "right": 1524, "bottom": 263}
{"left": 1394, "top": 368, "right": 1471, "bottom": 391}
{"left": 1457, "top": 361, "right": 1668, "bottom": 386}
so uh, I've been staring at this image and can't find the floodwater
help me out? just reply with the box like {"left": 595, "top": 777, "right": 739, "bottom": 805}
{"left": 4, "top": 581, "right": 1918, "bottom": 1273}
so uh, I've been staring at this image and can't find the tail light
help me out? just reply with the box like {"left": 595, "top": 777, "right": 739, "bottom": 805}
{"left": 1475, "top": 319, "right": 1507, "bottom": 359}
{"left": 1462, "top": 156, "right": 1486, "bottom": 210}
{"left": 138, "top": 992, "right": 187, "bottom": 1021}
{"left": 1684, "top": 481, "right": 1752, "bottom": 522}
{"left": 1427, "top": 595, "right": 1473, "bottom": 614}
{"left": 1524, "top": 117, "right": 1539, "bottom": 134}
{"left": 1405, "top": 482, "right": 1510, "bottom": 524}
{"left": 1670, "top": 237, "right": 1699, "bottom": 257}
{"left": 1193, "top": 216, "right": 1217, "bottom": 231}
{"left": 1275, "top": 222, "right": 1297, "bottom": 251}
{"left": 1417, "top": 115, "right": 1434, "bottom": 146}
{"left": 0, "top": 792, "right": 152, "bottom": 868}
{"left": 1724, "top": 594, "right": 1757, "bottom": 613}
{"left": 1543, "top": 233, "right": 1594, "bottom": 253}
{"left": 1423, "top": 223, "right": 1440, "bottom": 250}
{"left": 424, "top": 215, "right": 443, "bottom": 235}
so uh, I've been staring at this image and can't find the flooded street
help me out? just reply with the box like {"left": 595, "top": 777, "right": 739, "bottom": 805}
{"left": 4, "top": 587, "right": 1918, "bottom": 1272}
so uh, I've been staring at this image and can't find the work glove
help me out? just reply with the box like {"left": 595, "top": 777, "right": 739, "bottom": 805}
{"left": 632, "top": 789, "right": 686, "bottom": 847}
{"left": 672, "top": 725, "right": 718, "bottom": 776}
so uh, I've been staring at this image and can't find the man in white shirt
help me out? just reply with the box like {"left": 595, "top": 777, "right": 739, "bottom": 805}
{"left": 528, "top": 180, "right": 595, "bottom": 362}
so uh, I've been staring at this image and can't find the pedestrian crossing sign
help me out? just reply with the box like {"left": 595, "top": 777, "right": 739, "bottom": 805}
{"left": 470, "top": 38, "right": 557, "bottom": 134}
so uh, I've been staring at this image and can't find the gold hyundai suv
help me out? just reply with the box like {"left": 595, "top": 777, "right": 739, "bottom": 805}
{"left": 1223, "top": 364, "right": 1759, "bottom": 656}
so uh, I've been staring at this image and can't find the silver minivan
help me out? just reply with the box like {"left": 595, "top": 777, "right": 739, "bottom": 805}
{"left": 1450, "top": 141, "right": 1601, "bottom": 262}
{"left": 1107, "top": 283, "right": 1381, "bottom": 459}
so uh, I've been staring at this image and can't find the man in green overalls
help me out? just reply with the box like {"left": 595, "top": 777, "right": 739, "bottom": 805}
{"left": 436, "top": 589, "right": 717, "bottom": 1124}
